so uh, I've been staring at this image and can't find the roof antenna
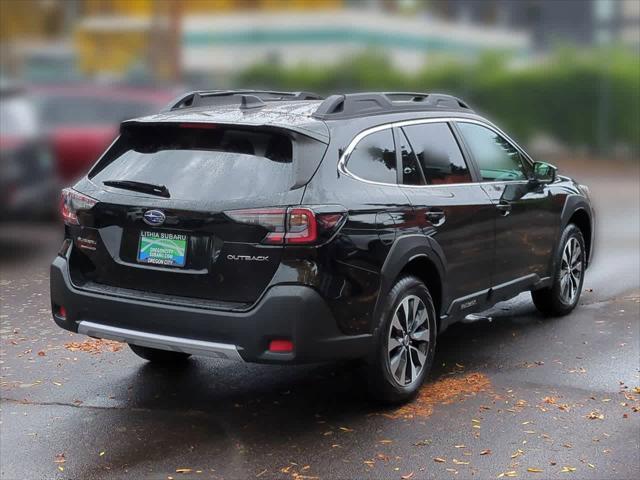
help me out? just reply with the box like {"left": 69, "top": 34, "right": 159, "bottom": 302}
{"left": 239, "top": 95, "right": 266, "bottom": 110}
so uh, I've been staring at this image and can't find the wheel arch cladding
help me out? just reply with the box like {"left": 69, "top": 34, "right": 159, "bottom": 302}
{"left": 399, "top": 256, "right": 443, "bottom": 322}
{"left": 559, "top": 195, "right": 593, "bottom": 267}
{"left": 568, "top": 208, "right": 592, "bottom": 265}
{"left": 374, "top": 234, "right": 446, "bottom": 332}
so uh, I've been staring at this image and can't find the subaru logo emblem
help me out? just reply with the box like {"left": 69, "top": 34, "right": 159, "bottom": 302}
{"left": 143, "top": 209, "right": 166, "bottom": 226}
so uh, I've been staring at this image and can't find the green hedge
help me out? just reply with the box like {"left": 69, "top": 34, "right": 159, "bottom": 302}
{"left": 236, "top": 48, "right": 640, "bottom": 153}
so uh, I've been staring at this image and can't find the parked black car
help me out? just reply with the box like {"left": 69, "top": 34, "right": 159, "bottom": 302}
{"left": 0, "top": 81, "right": 58, "bottom": 221}
{"left": 50, "top": 91, "right": 594, "bottom": 403}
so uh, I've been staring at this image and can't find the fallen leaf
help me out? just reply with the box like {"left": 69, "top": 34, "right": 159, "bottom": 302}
{"left": 99, "top": 451, "right": 105, "bottom": 457}
{"left": 379, "top": 439, "right": 393, "bottom": 444}
{"left": 511, "top": 449, "right": 524, "bottom": 459}
{"left": 414, "top": 439, "right": 431, "bottom": 446}
{"left": 54, "top": 453, "right": 66, "bottom": 464}
{"left": 586, "top": 411, "right": 604, "bottom": 420}
{"left": 560, "top": 466, "right": 576, "bottom": 473}
{"left": 401, "top": 472, "right": 414, "bottom": 479}
{"left": 480, "top": 449, "right": 492, "bottom": 455}
{"left": 434, "top": 457, "right": 446, "bottom": 463}
{"left": 176, "top": 468, "right": 193, "bottom": 474}
{"left": 390, "top": 372, "right": 492, "bottom": 419}
{"left": 339, "top": 426, "right": 353, "bottom": 432}
{"left": 497, "top": 471, "right": 518, "bottom": 478}
{"left": 64, "top": 338, "right": 123, "bottom": 354}
{"left": 37, "top": 351, "right": 45, "bottom": 356}
{"left": 453, "top": 459, "right": 469, "bottom": 465}
{"left": 527, "top": 468, "right": 543, "bottom": 473}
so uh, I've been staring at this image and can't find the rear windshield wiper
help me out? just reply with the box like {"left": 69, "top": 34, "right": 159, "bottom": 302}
{"left": 103, "top": 180, "right": 170, "bottom": 198}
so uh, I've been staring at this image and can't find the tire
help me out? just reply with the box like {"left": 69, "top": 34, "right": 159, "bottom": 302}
{"left": 366, "top": 275, "right": 437, "bottom": 404}
{"left": 532, "top": 224, "right": 586, "bottom": 316}
{"left": 128, "top": 344, "right": 192, "bottom": 364}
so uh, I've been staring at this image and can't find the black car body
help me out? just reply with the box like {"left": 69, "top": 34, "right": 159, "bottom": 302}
{"left": 1, "top": 83, "right": 58, "bottom": 220}
{"left": 50, "top": 91, "right": 594, "bottom": 402}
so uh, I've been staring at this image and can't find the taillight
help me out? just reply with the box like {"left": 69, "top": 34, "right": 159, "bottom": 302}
{"left": 224, "top": 208, "right": 286, "bottom": 244}
{"left": 286, "top": 208, "right": 317, "bottom": 244}
{"left": 225, "top": 206, "right": 346, "bottom": 245}
{"left": 61, "top": 188, "right": 97, "bottom": 225}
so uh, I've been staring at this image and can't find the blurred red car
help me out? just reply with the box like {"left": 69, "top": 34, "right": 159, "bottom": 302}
{"left": 31, "top": 84, "right": 176, "bottom": 183}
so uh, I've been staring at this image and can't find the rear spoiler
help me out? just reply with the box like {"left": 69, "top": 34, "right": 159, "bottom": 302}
{"left": 121, "top": 118, "right": 330, "bottom": 144}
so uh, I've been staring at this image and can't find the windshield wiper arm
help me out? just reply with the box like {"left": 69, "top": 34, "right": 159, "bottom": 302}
{"left": 103, "top": 180, "right": 170, "bottom": 198}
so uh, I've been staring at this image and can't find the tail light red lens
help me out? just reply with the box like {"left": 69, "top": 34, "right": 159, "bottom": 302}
{"left": 286, "top": 208, "right": 317, "bottom": 244}
{"left": 61, "top": 188, "right": 97, "bottom": 225}
{"left": 225, "top": 206, "right": 346, "bottom": 245}
{"left": 224, "top": 208, "right": 286, "bottom": 244}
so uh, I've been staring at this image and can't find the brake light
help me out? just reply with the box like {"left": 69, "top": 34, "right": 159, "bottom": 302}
{"left": 61, "top": 188, "right": 97, "bottom": 225}
{"left": 286, "top": 208, "right": 317, "bottom": 244}
{"left": 224, "top": 208, "right": 286, "bottom": 244}
{"left": 225, "top": 206, "right": 346, "bottom": 245}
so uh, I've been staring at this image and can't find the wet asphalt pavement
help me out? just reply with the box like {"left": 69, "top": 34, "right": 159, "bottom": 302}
{"left": 1, "top": 168, "right": 639, "bottom": 480}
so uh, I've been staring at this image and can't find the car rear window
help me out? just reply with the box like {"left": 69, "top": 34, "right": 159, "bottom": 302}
{"left": 90, "top": 124, "right": 295, "bottom": 201}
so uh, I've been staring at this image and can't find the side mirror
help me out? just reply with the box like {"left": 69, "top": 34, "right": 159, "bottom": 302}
{"left": 531, "top": 161, "right": 557, "bottom": 185}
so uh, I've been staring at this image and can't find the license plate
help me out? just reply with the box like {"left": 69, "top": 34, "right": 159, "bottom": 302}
{"left": 137, "top": 230, "right": 187, "bottom": 267}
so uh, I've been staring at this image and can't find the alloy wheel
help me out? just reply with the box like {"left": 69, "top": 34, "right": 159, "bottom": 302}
{"left": 387, "top": 295, "right": 430, "bottom": 386}
{"left": 560, "top": 237, "right": 582, "bottom": 304}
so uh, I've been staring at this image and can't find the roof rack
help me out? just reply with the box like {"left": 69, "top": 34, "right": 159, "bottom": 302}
{"left": 166, "top": 90, "right": 324, "bottom": 111}
{"left": 312, "top": 92, "right": 472, "bottom": 120}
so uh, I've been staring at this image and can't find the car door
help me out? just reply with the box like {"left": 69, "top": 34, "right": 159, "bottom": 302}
{"left": 395, "top": 121, "right": 495, "bottom": 311}
{"left": 454, "top": 121, "right": 558, "bottom": 288}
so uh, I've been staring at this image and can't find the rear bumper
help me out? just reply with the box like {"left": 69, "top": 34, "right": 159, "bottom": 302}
{"left": 50, "top": 255, "right": 370, "bottom": 363}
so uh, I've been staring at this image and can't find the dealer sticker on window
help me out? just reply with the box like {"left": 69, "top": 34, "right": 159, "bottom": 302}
{"left": 137, "top": 231, "right": 187, "bottom": 267}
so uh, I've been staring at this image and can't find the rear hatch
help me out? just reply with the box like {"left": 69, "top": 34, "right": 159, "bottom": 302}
{"left": 65, "top": 122, "right": 327, "bottom": 308}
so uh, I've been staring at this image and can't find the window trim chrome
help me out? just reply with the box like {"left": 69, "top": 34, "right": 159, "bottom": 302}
{"left": 338, "top": 117, "right": 534, "bottom": 189}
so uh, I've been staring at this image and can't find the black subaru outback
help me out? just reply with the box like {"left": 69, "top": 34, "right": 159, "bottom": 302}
{"left": 51, "top": 91, "right": 594, "bottom": 403}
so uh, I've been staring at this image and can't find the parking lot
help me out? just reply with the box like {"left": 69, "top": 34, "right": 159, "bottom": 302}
{"left": 1, "top": 166, "right": 638, "bottom": 480}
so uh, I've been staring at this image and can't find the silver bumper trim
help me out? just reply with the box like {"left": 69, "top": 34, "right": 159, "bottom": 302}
{"left": 77, "top": 321, "right": 243, "bottom": 361}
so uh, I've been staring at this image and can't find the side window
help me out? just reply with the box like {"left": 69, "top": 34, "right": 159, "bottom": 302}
{"left": 456, "top": 122, "right": 528, "bottom": 182}
{"left": 396, "top": 128, "right": 425, "bottom": 186}
{"left": 402, "top": 123, "right": 472, "bottom": 185}
{"left": 346, "top": 128, "right": 397, "bottom": 184}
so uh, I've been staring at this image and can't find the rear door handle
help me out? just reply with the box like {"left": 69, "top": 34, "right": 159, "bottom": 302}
{"left": 495, "top": 201, "right": 512, "bottom": 216}
{"left": 426, "top": 209, "right": 446, "bottom": 226}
